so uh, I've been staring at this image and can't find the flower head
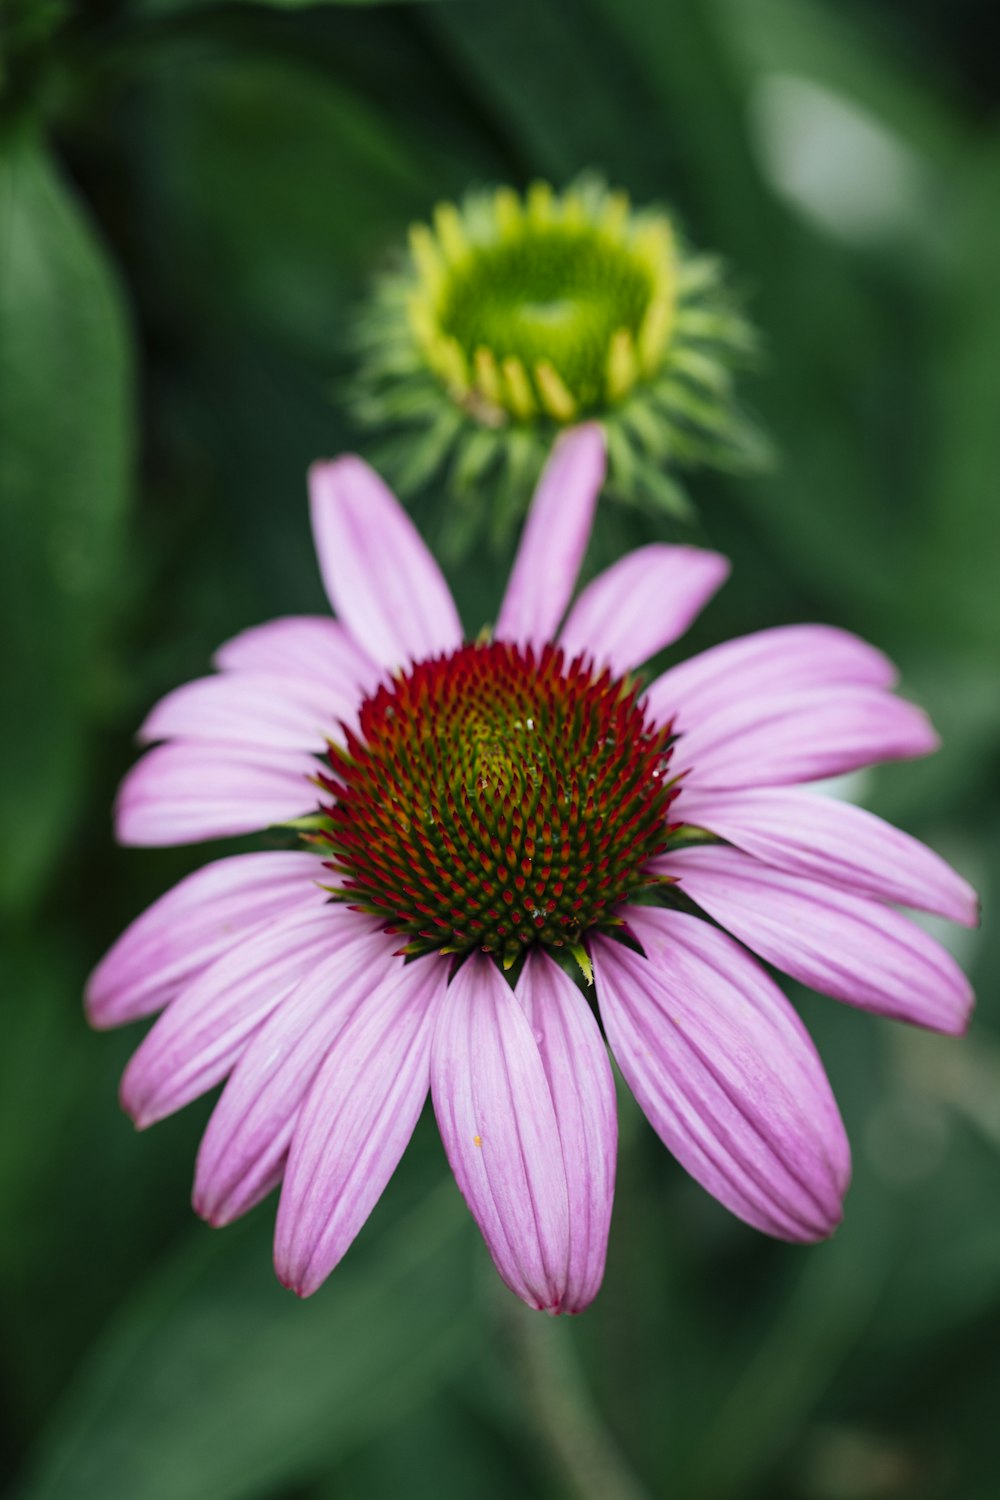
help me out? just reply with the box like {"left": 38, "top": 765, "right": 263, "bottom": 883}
{"left": 89, "top": 425, "right": 976, "bottom": 1313}
{"left": 353, "top": 179, "right": 765, "bottom": 551}
{"left": 319, "top": 640, "right": 676, "bottom": 965}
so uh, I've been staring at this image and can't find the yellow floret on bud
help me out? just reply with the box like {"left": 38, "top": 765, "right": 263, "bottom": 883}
{"left": 433, "top": 202, "right": 470, "bottom": 265}
{"left": 535, "top": 361, "right": 577, "bottom": 421}
{"left": 606, "top": 328, "right": 639, "bottom": 402}
{"left": 502, "top": 357, "right": 537, "bottom": 420}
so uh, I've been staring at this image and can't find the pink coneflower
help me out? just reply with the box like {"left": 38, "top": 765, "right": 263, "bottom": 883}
{"left": 88, "top": 425, "right": 976, "bottom": 1313}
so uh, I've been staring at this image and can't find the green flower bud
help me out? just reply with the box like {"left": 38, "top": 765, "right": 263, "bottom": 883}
{"left": 352, "top": 177, "right": 768, "bottom": 555}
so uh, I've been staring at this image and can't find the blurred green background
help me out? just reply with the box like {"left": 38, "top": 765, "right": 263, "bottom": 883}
{"left": 1, "top": 1, "right": 997, "bottom": 1497}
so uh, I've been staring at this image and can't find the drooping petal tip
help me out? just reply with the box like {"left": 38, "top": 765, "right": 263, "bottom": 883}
{"left": 273, "top": 957, "right": 445, "bottom": 1298}
{"left": 676, "top": 785, "right": 980, "bottom": 930}
{"left": 193, "top": 921, "right": 399, "bottom": 1231}
{"left": 593, "top": 911, "right": 851, "bottom": 1244}
{"left": 431, "top": 954, "right": 573, "bottom": 1312}
{"left": 515, "top": 950, "right": 617, "bottom": 1312}
{"left": 666, "top": 846, "right": 973, "bottom": 1036}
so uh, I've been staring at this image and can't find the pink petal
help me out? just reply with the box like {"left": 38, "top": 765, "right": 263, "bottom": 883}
{"left": 214, "top": 615, "right": 380, "bottom": 697}
{"left": 86, "top": 852, "right": 328, "bottom": 1030}
{"left": 194, "top": 922, "right": 399, "bottom": 1227}
{"left": 558, "top": 544, "right": 729, "bottom": 676}
{"left": 669, "top": 686, "right": 938, "bottom": 789}
{"left": 675, "top": 786, "right": 979, "bottom": 927}
{"left": 119, "top": 907, "right": 348, "bottom": 1128}
{"left": 666, "top": 846, "right": 974, "bottom": 1035}
{"left": 515, "top": 952, "right": 616, "bottom": 1313}
{"left": 115, "top": 742, "right": 316, "bottom": 846}
{"left": 273, "top": 955, "right": 447, "bottom": 1296}
{"left": 645, "top": 624, "right": 898, "bottom": 729}
{"left": 309, "top": 456, "right": 462, "bottom": 669}
{"left": 431, "top": 954, "right": 571, "bottom": 1313}
{"left": 495, "top": 424, "right": 606, "bottom": 651}
{"left": 138, "top": 672, "right": 357, "bottom": 752}
{"left": 592, "top": 909, "right": 850, "bottom": 1241}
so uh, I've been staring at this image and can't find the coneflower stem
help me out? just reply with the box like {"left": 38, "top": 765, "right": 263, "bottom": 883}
{"left": 503, "top": 1294, "right": 653, "bottom": 1500}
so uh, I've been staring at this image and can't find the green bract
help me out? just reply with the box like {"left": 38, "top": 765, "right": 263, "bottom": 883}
{"left": 352, "top": 178, "right": 767, "bottom": 552}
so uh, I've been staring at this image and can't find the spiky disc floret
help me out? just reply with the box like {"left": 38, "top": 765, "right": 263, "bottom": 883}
{"left": 352, "top": 177, "right": 767, "bottom": 554}
{"left": 317, "top": 641, "right": 678, "bottom": 964}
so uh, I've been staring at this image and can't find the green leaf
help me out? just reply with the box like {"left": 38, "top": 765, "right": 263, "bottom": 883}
{"left": 18, "top": 1185, "right": 478, "bottom": 1500}
{"left": 0, "top": 135, "right": 133, "bottom": 913}
{"left": 132, "top": 50, "right": 438, "bottom": 359}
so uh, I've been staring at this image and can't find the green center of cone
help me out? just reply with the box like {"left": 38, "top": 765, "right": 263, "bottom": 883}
{"left": 438, "top": 230, "right": 654, "bottom": 410}
{"left": 405, "top": 184, "right": 679, "bottom": 425}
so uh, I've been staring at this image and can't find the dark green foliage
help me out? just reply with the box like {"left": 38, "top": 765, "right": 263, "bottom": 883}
{"left": 0, "top": 137, "right": 132, "bottom": 911}
{"left": 0, "top": 2, "right": 996, "bottom": 1498}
